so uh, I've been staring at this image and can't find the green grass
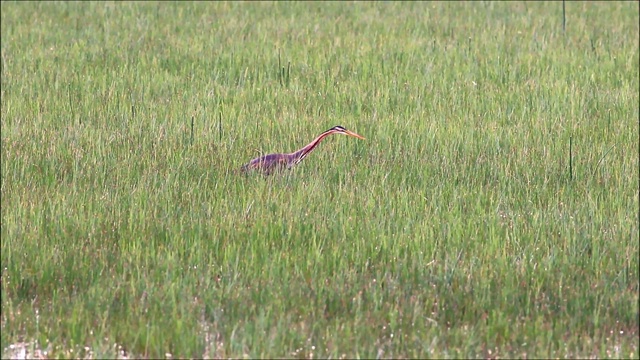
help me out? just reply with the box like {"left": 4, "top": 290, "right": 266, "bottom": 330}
{"left": 1, "top": 1, "right": 638, "bottom": 358}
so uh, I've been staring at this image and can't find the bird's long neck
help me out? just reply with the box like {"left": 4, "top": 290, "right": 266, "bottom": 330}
{"left": 289, "top": 130, "right": 336, "bottom": 165}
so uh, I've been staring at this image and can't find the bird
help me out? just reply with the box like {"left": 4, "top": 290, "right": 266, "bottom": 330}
{"left": 240, "top": 125, "right": 365, "bottom": 175}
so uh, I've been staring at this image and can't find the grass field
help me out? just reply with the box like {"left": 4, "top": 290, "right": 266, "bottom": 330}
{"left": 1, "top": 1, "right": 638, "bottom": 358}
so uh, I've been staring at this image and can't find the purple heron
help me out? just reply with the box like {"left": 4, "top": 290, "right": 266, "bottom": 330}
{"left": 241, "top": 125, "right": 365, "bottom": 175}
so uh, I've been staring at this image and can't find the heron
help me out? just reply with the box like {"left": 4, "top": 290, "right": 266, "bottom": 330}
{"left": 240, "top": 125, "right": 365, "bottom": 175}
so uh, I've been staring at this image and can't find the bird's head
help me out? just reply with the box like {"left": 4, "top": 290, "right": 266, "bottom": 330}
{"left": 329, "top": 125, "right": 365, "bottom": 140}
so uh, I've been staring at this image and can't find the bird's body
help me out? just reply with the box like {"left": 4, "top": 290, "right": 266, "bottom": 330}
{"left": 241, "top": 125, "right": 365, "bottom": 175}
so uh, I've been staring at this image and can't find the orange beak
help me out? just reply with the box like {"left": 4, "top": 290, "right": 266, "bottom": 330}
{"left": 344, "top": 129, "right": 365, "bottom": 140}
